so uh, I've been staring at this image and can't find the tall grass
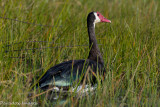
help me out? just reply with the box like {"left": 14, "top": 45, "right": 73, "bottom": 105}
{"left": 0, "top": 0, "right": 160, "bottom": 106}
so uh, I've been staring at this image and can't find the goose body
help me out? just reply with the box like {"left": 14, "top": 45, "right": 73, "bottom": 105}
{"left": 36, "top": 11, "right": 111, "bottom": 91}
{"left": 38, "top": 59, "right": 104, "bottom": 90}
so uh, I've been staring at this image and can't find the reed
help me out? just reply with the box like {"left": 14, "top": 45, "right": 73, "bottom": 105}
{"left": 0, "top": 0, "right": 160, "bottom": 106}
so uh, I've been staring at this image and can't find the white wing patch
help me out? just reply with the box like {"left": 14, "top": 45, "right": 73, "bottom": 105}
{"left": 71, "top": 84, "right": 97, "bottom": 93}
{"left": 47, "top": 84, "right": 97, "bottom": 100}
{"left": 48, "top": 84, "right": 97, "bottom": 93}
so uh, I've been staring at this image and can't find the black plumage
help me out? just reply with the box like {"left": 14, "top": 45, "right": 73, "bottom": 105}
{"left": 36, "top": 12, "right": 111, "bottom": 90}
{"left": 37, "top": 60, "right": 105, "bottom": 90}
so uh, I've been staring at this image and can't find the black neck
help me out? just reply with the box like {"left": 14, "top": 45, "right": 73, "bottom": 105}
{"left": 87, "top": 21, "right": 104, "bottom": 64}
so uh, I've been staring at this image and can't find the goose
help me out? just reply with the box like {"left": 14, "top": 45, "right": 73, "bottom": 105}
{"left": 36, "top": 11, "right": 111, "bottom": 92}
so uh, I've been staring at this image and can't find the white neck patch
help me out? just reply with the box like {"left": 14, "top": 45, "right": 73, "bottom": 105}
{"left": 93, "top": 12, "right": 101, "bottom": 27}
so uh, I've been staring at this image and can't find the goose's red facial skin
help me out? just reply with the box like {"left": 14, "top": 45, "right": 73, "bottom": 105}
{"left": 97, "top": 12, "right": 111, "bottom": 23}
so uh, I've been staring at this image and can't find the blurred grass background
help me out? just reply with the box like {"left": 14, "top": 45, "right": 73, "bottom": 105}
{"left": 0, "top": 0, "right": 160, "bottom": 106}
